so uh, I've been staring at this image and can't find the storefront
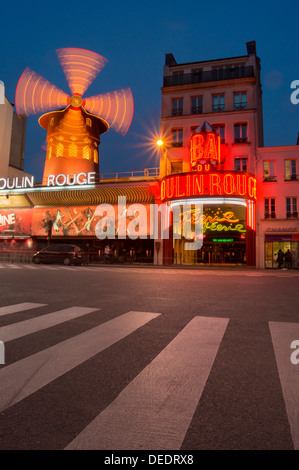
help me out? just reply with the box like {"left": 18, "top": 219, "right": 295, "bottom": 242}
{"left": 264, "top": 230, "right": 299, "bottom": 269}
{"left": 159, "top": 171, "right": 256, "bottom": 266}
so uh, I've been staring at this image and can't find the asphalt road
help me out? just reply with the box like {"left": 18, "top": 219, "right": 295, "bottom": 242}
{"left": 0, "top": 263, "right": 298, "bottom": 450}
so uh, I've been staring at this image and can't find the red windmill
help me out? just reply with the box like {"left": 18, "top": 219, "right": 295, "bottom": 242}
{"left": 15, "top": 48, "right": 134, "bottom": 184}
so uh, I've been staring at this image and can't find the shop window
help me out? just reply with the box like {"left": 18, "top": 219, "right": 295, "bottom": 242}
{"left": 83, "top": 146, "right": 90, "bottom": 159}
{"left": 234, "top": 157, "right": 247, "bottom": 171}
{"left": 234, "top": 123, "right": 248, "bottom": 143}
{"left": 234, "top": 92, "right": 247, "bottom": 110}
{"left": 213, "top": 124, "right": 225, "bottom": 143}
{"left": 56, "top": 143, "right": 64, "bottom": 157}
{"left": 191, "top": 96, "right": 203, "bottom": 114}
{"left": 171, "top": 128, "right": 183, "bottom": 147}
{"left": 286, "top": 197, "right": 298, "bottom": 218}
{"left": 285, "top": 159, "right": 297, "bottom": 181}
{"left": 263, "top": 160, "right": 276, "bottom": 182}
{"left": 264, "top": 198, "right": 276, "bottom": 218}
{"left": 172, "top": 98, "right": 183, "bottom": 116}
{"left": 69, "top": 143, "right": 78, "bottom": 158}
{"left": 212, "top": 94, "right": 225, "bottom": 112}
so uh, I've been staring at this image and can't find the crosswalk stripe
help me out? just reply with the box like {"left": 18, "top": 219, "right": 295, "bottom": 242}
{"left": 0, "top": 310, "right": 160, "bottom": 412}
{"left": 39, "top": 265, "right": 60, "bottom": 270}
{"left": 0, "top": 302, "right": 46, "bottom": 317}
{"left": 6, "top": 264, "right": 22, "bottom": 269}
{"left": 22, "top": 265, "right": 39, "bottom": 270}
{"left": 66, "top": 315, "right": 229, "bottom": 450}
{"left": 269, "top": 322, "right": 299, "bottom": 450}
{"left": 0, "top": 306, "right": 99, "bottom": 342}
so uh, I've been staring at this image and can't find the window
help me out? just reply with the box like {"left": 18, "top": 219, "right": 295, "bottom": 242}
{"left": 263, "top": 161, "right": 276, "bottom": 181}
{"left": 171, "top": 129, "right": 183, "bottom": 147}
{"left": 83, "top": 146, "right": 90, "bottom": 159}
{"left": 86, "top": 118, "right": 92, "bottom": 127}
{"left": 172, "top": 98, "right": 183, "bottom": 116}
{"left": 264, "top": 198, "right": 276, "bottom": 218}
{"left": 170, "top": 161, "right": 183, "bottom": 174}
{"left": 56, "top": 143, "right": 64, "bottom": 157}
{"left": 234, "top": 157, "right": 247, "bottom": 171}
{"left": 171, "top": 72, "right": 184, "bottom": 85}
{"left": 234, "top": 123, "right": 248, "bottom": 143}
{"left": 69, "top": 143, "right": 77, "bottom": 158}
{"left": 285, "top": 159, "right": 297, "bottom": 181}
{"left": 94, "top": 149, "right": 98, "bottom": 163}
{"left": 191, "top": 96, "right": 203, "bottom": 114}
{"left": 234, "top": 92, "right": 247, "bottom": 110}
{"left": 212, "top": 94, "right": 225, "bottom": 112}
{"left": 213, "top": 124, "right": 225, "bottom": 143}
{"left": 286, "top": 197, "right": 298, "bottom": 218}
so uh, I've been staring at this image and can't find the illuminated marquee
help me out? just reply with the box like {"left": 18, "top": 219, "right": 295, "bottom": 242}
{"left": 161, "top": 172, "right": 257, "bottom": 202}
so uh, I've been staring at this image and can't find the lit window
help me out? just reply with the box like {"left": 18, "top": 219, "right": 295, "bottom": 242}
{"left": 234, "top": 123, "right": 248, "bottom": 143}
{"left": 86, "top": 118, "right": 92, "bottom": 127}
{"left": 171, "top": 129, "right": 183, "bottom": 147}
{"left": 263, "top": 161, "right": 276, "bottom": 181}
{"left": 48, "top": 146, "right": 52, "bottom": 159}
{"left": 69, "top": 143, "right": 78, "bottom": 158}
{"left": 286, "top": 197, "right": 298, "bottom": 218}
{"left": 264, "top": 198, "right": 276, "bottom": 218}
{"left": 57, "top": 135, "right": 63, "bottom": 141}
{"left": 191, "top": 96, "right": 203, "bottom": 114}
{"left": 212, "top": 94, "right": 225, "bottom": 112}
{"left": 50, "top": 118, "right": 54, "bottom": 126}
{"left": 285, "top": 159, "right": 297, "bottom": 181}
{"left": 234, "top": 92, "right": 247, "bottom": 110}
{"left": 94, "top": 149, "right": 98, "bottom": 163}
{"left": 172, "top": 98, "right": 183, "bottom": 116}
{"left": 56, "top": 143, "right": 63, "bottom": 157}
{"left": 234, "top": 157, "right": 247, "bottom": 171}
{"left": 83, "top": 146, "right": 90, "bottom": 159}
{"left": 213, "top": 124, "right": 225, "bottom": 143}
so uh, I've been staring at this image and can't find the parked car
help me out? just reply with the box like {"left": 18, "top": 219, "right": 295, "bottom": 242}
{"left": 32, "top": 244, "right": 84, "bottom": 265}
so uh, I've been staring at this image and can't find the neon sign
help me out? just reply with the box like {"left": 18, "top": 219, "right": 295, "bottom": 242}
{"left": 161, "top": 172, "right": 257, "bottom": 202}
{"left": 190, "top": 132, "right": 220, "bottom": 167}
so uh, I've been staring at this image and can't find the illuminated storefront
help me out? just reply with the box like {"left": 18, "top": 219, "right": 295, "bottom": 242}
{"left": 158, "top": 125, "right": 257, "bottom": 266}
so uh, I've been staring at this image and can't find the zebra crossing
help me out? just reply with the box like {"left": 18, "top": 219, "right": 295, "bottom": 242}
{"left": 0, "top": 302, "right": 298, "bottom": 449}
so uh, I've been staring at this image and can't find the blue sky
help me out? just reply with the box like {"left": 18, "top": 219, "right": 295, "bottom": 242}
{"left": 1, "top": 0, "right": 298, "bottom": 179}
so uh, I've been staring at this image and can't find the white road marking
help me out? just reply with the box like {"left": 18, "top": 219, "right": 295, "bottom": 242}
{"left": 0, "top": 303, "right": 46, "bottom": 318}
{"left": 269, "top": 321, "right": 299, "bottom": 450}
{"left": 0, "top": 306, "right": 99, "bottom": 342}
{"left": 66, "top": 315, "right": 229, "bottom": 450}
{"left": 0, "top": 311, "right": 160, "bottom": 412}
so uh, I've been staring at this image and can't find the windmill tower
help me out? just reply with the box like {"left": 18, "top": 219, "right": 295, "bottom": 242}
{"left": 15, "top": 48, "right": 134, "bottom": 184}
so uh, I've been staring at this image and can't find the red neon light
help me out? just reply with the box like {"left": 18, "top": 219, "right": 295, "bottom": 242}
{"left": 190, "top": 132, "right": 220, "bottom": 167}
{"left": 161, "top": 172, "right": 257, "bottom": 202}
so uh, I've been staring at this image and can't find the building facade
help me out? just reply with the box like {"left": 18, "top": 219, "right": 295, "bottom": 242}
{"left": 157, "top": 41, "right": 262, "bottom": 266}
{"left": 256, "top": 146, "right": 299, "bottom": 269}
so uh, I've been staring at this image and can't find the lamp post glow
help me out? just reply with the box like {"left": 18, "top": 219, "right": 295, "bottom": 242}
{"left": 157, "top": 139, "right": 163, "bottom": 147}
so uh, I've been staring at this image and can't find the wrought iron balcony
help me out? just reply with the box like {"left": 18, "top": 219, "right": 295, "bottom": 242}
{"left": 163, "top": 66, "right": 254, "bottom": 87}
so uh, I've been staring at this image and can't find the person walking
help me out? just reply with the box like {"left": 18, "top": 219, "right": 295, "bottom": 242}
{"left": 277, "top": 249, "right": 284, "bottom": 269}
{"left": 285, "top": 249, "right": 292, "bottom": 269}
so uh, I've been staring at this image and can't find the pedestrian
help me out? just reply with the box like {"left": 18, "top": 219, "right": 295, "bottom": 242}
{"left": 284, "top": 249, "right": 292, "bottom": 269}
{"left": 277, "top": 249, "right": 284, "bottom": 269}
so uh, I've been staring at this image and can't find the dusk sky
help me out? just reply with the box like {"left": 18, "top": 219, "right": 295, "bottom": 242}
{"left": 1, "top": 0, "right": 298, "bottom": 180}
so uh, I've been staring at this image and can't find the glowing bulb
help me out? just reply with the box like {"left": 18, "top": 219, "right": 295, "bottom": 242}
{"left": 157, "top": 139, "right": 163, "bottom": 147}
